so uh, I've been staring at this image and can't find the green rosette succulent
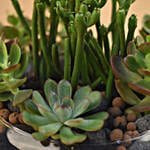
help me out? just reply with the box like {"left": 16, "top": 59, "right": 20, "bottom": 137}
{"left": 0, "top": 40, "right": 31, "bottom": 106}
{"left": 23, "top": 79, "right": 108, "bottom": 145}
{"left": 111, "top": 39, "right": 150, "bottom": 113}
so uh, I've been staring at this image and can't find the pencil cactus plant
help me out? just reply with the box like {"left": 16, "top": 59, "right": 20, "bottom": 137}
{"left": 23, "top": 79, "right": 108, "bottom": 145}
{"left": 0, "top": 40, "right": 32, "bottom": 107}
{"left": 111, "top": 39, "right": 150, "bottom": 113}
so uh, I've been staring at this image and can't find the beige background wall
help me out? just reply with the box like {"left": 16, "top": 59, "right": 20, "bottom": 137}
{"left": 0, "top": 0, "right": 149, "bottom": 35}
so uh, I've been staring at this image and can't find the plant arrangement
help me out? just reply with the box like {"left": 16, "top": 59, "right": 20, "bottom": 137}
{"left": 0, "top": 0, "right": 150, "bottom": 150}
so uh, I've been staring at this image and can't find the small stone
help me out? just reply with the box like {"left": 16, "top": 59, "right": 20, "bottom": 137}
{"left": 127, "top": 122, "right": 136, "bottom": 131}
{"left": 18, "top": 112, "right": 24, "bottom": 124}
{"left": 127, "top": 113, "right": 136, "bottom": 122}
{"left": 0, "top": 109, "right": 9, "bottom": 120}
{"left": 114, "top": 116, "right": 127, "bottom": 128}
{"left": 110, "top": 129, "right": 123, "bottom": 141}
{"left": 125, "top": 131, "right": 133, "bottom": 136}
{"left": 117, "top": 145, "right": 127, "bottom": 150}
{"left": 108, "top": 107, "right": 122, "bottom": 117}
{"left": 9, "top": 112, "right": 19, "bottom": 124}
{"left": 123, "top": 133, "right": 132, "bottom": 146}
{"left": 132, "top": 130, "right": 139, "bottom": 136}
{"left": 112, "top": 97, "right": 126, "bottom": 109}
{"left": 0, "top": 126, "right": 6, "bottom": 133}
{"left": 0, "top": 102, "right": 3, "bottom": 109}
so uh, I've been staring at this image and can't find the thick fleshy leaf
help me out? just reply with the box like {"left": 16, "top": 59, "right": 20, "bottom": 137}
{"left": 127, "top": 96, "right": 150, "bottom": 112}
{"left": 138, "top": 68, "right": 150, "bottom": 77}
{"left": 39, "top": 122, "right": 62, "bottom": 136}
{"left": 48, "top": 92, "right": 59, "bottom": 110}
{"left": 127, "top": 41, "right": 138, "bottom": 55}
{"left": 128, "top": 79, "right": 150, "bottom": 96}
{"left": 65, "top": 118, "right": 104, "bottom": 131}
{"left": 136, "top": 36, "right": 144, "bottom": 46}
{"left": 2, "top": 64, "right": 20, "bottom": 73}
{"left": 25, "top": 100, "right": 40, "bottom": 114}
{"left": 60, "top": 127, "right": 86, "bottom": 145}
{"left": 54, "top": 105, "right": 72, "bottom": 122}
{"left": 0, "top": 92, "right": 12, "bottom": 101}
{"left": 23, "top": 111, "right": 51, "bottom": 127}
{"left": 115, "top": 80, "right": 140, "bottom": 105}
{"left": 74, "top": 86, "right": 91, "bottom": 101}
{"left": 32, "top": 91, "right": 50, "bottom": 111}
{"left": 57, "top": 80, "right": 72, "bottom": 102}
{"left": 85, "top": 112, "right": 109, "bottom": 120}
{"left": 8, "top": 78, "right": 26, "bottom": 89}
{"left": 62, "top": 97, "right": 74, "bottom": 109}
{"left": 138, "top": 42, "right": 150, "bottom": 54}
{"left": 13, "top": 89, "right": 32, "bottom": 106}
{"left": 32, "top": 132, "right": 49, "bottom": 141}
{"left": 44, "top": 79, "right": 57, "bottom": 101}
{"left": 142, "top": 15, "right": 150, "bottom": 34}
{"left": 135, "top": 51, "right": 146, "bottom": 68}
{"left": 145, "top": 53, "right": 150, "bottom": 69}
{"left": 0, "top": 40, "right": 8, "bottom": 67}
{"left": 51, "top": 134, "right": 60, "bottom": 140}
{"left": 111, "top": 56, "right": 142, "bottom": 83}
{"left": 8, "top": 43, "right": 21, "bottom": 66}
{"left": 72, "top": 98, "right": 90, "bottom": 118}
{"left": 85, "top": 91, "right": 101, "bottom": 113}
{"left": 124, "top": 55, "right": 140, "bottom": 73}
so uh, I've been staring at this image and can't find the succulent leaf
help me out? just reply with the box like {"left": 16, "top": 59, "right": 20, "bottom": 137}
{"left": 85, "top": 112, "right": 109, "bottom": 120}
{"left": 135, "top": 51, "right": 146, "bottom": 68}
{"left": 2, "top": 64, "right": 20, "bottom": 73}
{"left": 57, "top": 80, "right": 72, "bottom": 102}
{"left": 60, "top": 127, "right": 87, "bottom": 145}
{"left": 32, "top": 132, "right": 49, "bottom": 141}
{"left": 145, "top": 53, "right": 150, "bottom": 69}
{"left": 111, "top": 56, "right": 142, "bottom": 83}
{"left": 138, "top": 68, "right": 150, "bottom": 77}
{"left": 62, "top": 96, "right": 74, "bottom": 109}
{"left": 142, "top": 14, "right": 150, "bottom": 33}
{"left": 48, "top": 92, "right": 59, "bottom": 110}
{"left": 127, "top": 41, "right": 138, "bottom": 55}
{"left": 39, "top": 122, "right": 62, "bottom": 136}
{"left": 8, "top": 43, "right": 21, "bottom": 66}
{"left": 0, "top": 92, "right": 12, "bottom": 101}
{"left": 138, "top": 42, "right": 150, "bottom": 54}
{"left": 13, "top": 89, "right": 32, "bottom": 106}
{"left": 115, "top": 80, "right": 140, "bottom": 105}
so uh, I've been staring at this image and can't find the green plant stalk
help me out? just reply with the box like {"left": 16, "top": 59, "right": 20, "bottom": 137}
{"left": 98, "top": 0, "right": 107, "bottom": 8}
{"left": 49, "top": 0, "right": 58, "bottom": 52}
{"left": 64, "top": 38, "right": 71, "bottom": 81}
{"left": 11, "top": 0, "right": 31, "bottom": 37}
{"left": 36, "top": 3, "right": 52, "bottom": 78}
{"left": 69, "top": 0, "right": 75, "bottom": 11}
{"left": 91, "top": 76, "right": 102, "bottom": 89}
{"left": 96, "top": 22, "right": 102, "bottom": 46}
{"left": 32, "top": 1, "right": 39, "bottom": 77}
{"left": 75, "top": 0, "right": 80, "bottom": 12}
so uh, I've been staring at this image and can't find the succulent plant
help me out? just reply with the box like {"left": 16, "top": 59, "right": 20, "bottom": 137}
{"left": 111, "top": 39, "right": 150, "bottom": 113}
{"left": 0, "top": 40, "right": 32, "bottom": 106}
{"left": 23, "top": 79, "right": 108, "bottom": 145}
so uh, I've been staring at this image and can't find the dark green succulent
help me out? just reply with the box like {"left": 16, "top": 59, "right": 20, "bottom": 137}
{"left": 111, "top": 39, "right": 150, "bottom": 113}
{"left": 0, "top": 40, "right": 32, "bottom": 106}
{"left": 23, "top": 79, "right": 108, "bottom": 145}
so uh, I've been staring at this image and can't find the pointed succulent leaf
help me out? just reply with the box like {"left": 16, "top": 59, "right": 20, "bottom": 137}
{"left": 65, "top": 118, "right": 104, "bottom": 131}
{"left": 23, "top": 111, "right": 51, "bottom": 127}
{"left": 57, "top": 80, "right": 72, "bottom": 102}
{"left": 0, "top": 92, "right": 12, "bottom": 102}
{"left": 85, "top": 91, "right": 102, "bottom": 113}
{"left": 138, "top": 42, "right": 150, "bottom": 54}
{"left": 135, "top": 51, "right": 147, "bottom": 68}
{"left": 14, "top": 52, "right": 29, "bottom": 78}
{"left": 127, "top": 41, "right": 138, "bottom": 55}
{"left": 115, "top": 80, "right": 140, "bottom": 105}
{"left": 2, "top": 64, "right": 20, "bottom": 73}
{"left": 60, "top": 126, "right": 87, "bottom": 145}
{"left": 111, "top": 56, "right": 142, "bottom": 83}
{"left": 62, "top": 96, "right": 74, "bottom": 109}
{"left": 85, "top": 112, "right": 109, "bottom": 120}
{"left": 54, "top": 105, "right": 72, "bottom": 122}
{"left": 0, "top": 40, "right": 8, "bottom": 67}
{"left": 44, "top": 79, "right": 57, "bottom": 101}
{"left": 72, "top": 98, "right": 90, "bottom": 118}
{"left": 124, "top": 55, "right": 140, "bottom": 73}
{"left": 39, "top": 122, "right": 62, "bottom": 136}
{"left": 51, "top": 134, "right": 60, "bottom": 140}
{"left": 128, "top": 79, "right": 150, "bottom": 96}
{"left": 8, "top": 43, "right": 21, "bottom": 66}
{"left": 138, "top": 68, "right": 150, "bottom": 77}
{"left": 32, "top": 91, "right": 50, "bottom": 111}
{"left": 74, "top": 86, "right": 91, "bottom": 101}
{"left": 145, "top": 53, "right": 150, "bottom": 69}
{"left": 48, "top": 92, "right": 59, "bottom": 110}
{"left": 38, "top": 104, "right": 58, "bottom": 122}
{"left": 32, "top": 132, "right": 49, "bottom": 141}
{"left": 127, "top": 96, "right": 150, "bottom": 112}
{"left": 25, "top": 100, "right": 40, "bottom": 115}
{"left": 8, "top": 78, "right": 27, "bottom": 89}
{"left": 13, "top": 89, "right": 32, "bottom": 106}
{"left": 136, "top": 36, "right": 144, "bottom": 46}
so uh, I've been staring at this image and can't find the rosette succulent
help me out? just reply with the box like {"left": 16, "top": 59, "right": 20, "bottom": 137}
{"left": 0, "top": 40, "right": 31, "bottom": 106}
{"left": 111, "top": 40, "right": 150, "bottom": 113}
{"left": 23, "top": 79, "right": 108, "bottom": 145}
